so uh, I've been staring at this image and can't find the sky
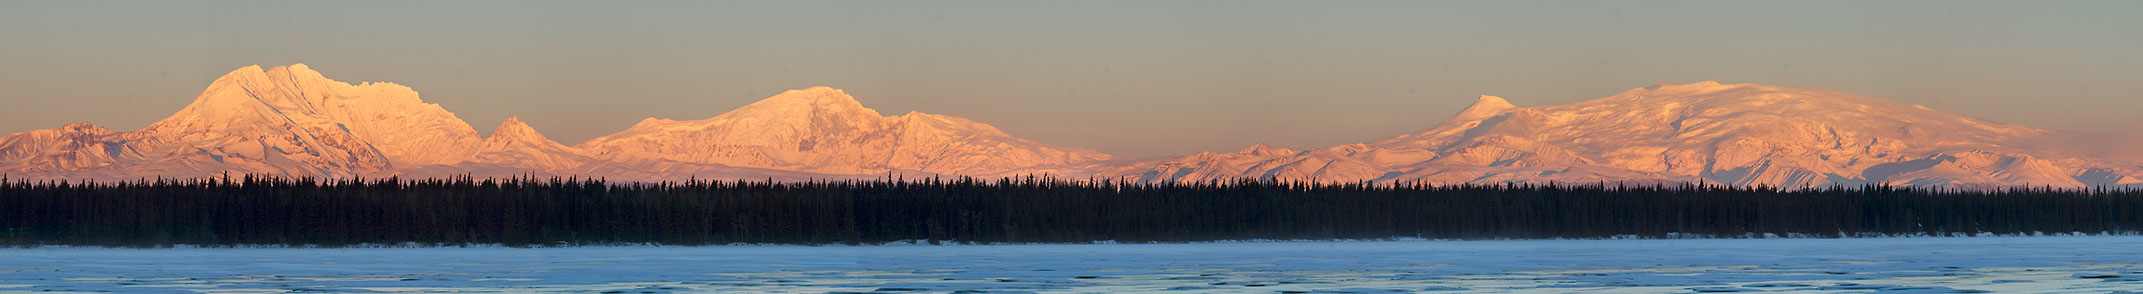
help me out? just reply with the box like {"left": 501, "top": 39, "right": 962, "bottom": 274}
{"left": 3, "top": 1, "right": 2140, "bottom": 158}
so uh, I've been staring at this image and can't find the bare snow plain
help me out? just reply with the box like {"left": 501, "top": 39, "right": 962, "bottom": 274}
{"left": 2, "top": 237, "right": 2141, "bottom": 293}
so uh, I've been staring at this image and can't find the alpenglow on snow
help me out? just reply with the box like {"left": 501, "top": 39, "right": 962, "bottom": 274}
{"left": 3, "top": 64, "right": 2139, "bottom": 188}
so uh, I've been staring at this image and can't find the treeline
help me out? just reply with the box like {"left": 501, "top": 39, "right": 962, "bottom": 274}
{"left": 1, "top": 175, "right": 2139, "bottom": 247}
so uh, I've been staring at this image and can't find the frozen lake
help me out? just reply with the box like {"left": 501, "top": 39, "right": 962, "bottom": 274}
{"left": 3, "top": 237, "right": 2141, "bottom": 293}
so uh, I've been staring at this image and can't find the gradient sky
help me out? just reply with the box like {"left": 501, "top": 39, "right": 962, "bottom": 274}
{"left": 4, "top": 1, "right": 2141, "bottom": 157}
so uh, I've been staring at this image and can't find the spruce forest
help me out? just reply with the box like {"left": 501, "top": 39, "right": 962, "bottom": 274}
{"left": 2, "top": 175, "right": 2139, "bottom": 248}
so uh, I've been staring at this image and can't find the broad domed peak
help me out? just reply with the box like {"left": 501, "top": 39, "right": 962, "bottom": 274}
{"left": 722, "top": 86, "right": 884, "bottom": 121}
{"left": 760, "top": 86, "right": 860, "bottom": 106}
{"left": 1640, "top": 80, "right": 1747, "bottom": 92}
{"left": 1236, "top": 143, "right": 1295, "bottom": 156}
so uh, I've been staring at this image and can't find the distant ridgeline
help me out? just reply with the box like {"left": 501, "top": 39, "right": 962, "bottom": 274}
{"left": 1, "top": 175, "right": 2140, "bottom": 247}
{"left": 12, "top": 64, "right": 2143, "bottom": 189}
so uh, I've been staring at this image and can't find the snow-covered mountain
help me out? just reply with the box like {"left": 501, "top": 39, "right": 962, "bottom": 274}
{"left": 1102, "top": 81, "right": 2143, "bottom": 189}
{"left": 392, "top": 116, "right": 593, "bottom": 179}
{"left": 2, "top": 64, "right": 483, "bottom": 179}
{"left": 4, "top": 65, "right": 2138, "bottom": 188}
{"left": 0, "top": 64, "right": 1110, "bottom": 181}
{"left": 574, "top": 86, "right": 1114, "bottom": 177}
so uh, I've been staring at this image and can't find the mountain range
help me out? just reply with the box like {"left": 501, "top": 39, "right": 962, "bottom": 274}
{"left": 4, "top": 64, "right": 2138, "bottom": 188}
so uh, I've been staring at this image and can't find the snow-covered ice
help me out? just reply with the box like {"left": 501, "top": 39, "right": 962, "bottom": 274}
{"left": 3, "top": 237, "right": 2142, "bottom": 293}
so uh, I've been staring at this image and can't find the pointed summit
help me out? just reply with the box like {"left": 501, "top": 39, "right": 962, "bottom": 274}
{"left": 487, "top": 116, "right": 548, "bottom": 142}
{"left": 1453, "top": 95, "right": 1517, "bottom": 120}
{"left": 466, "top": 116, "right": 590, "bottom": 173}
{"left": 1469, "top": 95, "right": 1514, "bottom": 110}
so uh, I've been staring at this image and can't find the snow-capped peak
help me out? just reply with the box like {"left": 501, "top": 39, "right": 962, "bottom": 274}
{"left": 722, "top": 86, "right": 882, "bottom": 121}
{"left": 10, "top": 64, "right": 2137, "bottom": 189}
{"left": 10, "top": 63, "right": 489, "bottom": 178}
{"left": 442, "top": 115, "right": 592, "bottom": 175}
{"left": 1643, "top": 80, "right": 1733, "bottom": 91}
{"left": 1108, "top": 81, "right": 2140, "bottom": 189}
{"left": 1455, "top": 95, "right": 1517, "bottom": 119}
{"left": 576, "top": 86, "right": 1112, "bottom": 176}
{"left": 57, "top": 122, "right": 108, "bottom": 134}
{"left": 767, "top": 86, "right": 854, "bottom": 103}
{"left": 1235, "top": 143, "right": 1295, "bottom": 156}
{"left": 487, "top": 116, "right": 547, "bottom": 143}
